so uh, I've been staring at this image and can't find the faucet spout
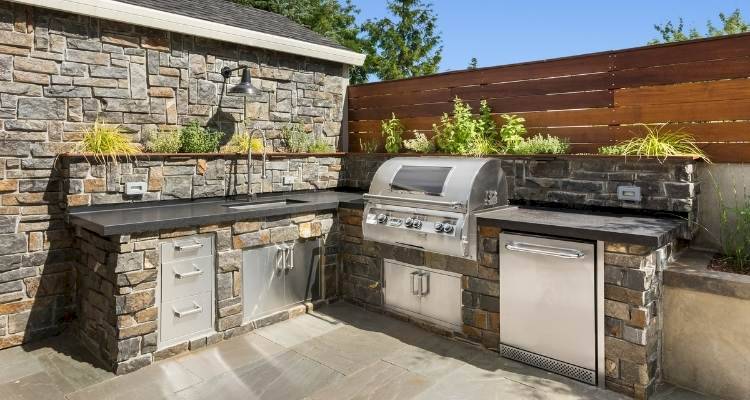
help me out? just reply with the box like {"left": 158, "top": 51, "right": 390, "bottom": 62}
{"left": 247, "top": 128, "right": 267, "bottom": 201}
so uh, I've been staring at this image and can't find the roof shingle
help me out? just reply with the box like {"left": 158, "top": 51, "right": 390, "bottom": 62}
{"left": 116, "top": 0, "right": 350, "bottom": 51}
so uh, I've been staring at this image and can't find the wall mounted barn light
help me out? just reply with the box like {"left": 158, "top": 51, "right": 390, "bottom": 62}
{"left": 221, "top": 66, "right": 260, "bottom": 96}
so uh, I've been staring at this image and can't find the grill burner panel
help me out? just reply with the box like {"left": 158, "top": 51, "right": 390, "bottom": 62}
{"left": 363, "top": 157, "right": 508, "bottom": 260}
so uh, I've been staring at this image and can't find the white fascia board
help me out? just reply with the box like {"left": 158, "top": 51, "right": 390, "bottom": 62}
{"left": 12, "top": 0, "right": 366, "bottom": 66}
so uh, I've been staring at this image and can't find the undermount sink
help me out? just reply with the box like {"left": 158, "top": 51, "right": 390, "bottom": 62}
{"left": 224, "top": 198, "right": 308, "bottom": 210}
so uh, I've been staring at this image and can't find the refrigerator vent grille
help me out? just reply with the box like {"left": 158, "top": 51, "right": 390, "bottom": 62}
{"left": 500, "top": 344, "right": 596, "bottom": 385}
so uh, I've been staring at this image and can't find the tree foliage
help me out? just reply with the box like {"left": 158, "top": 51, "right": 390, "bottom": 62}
{"left": 650, "top": 9, "right": 749, "bottom": 44}
{"left": 361, "top": 0, "right": 442, "bottom": 81}
{"left": 467, "top": 57, "right": 478, "bottom": 69}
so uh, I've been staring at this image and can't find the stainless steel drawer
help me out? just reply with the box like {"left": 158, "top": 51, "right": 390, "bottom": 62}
{"left": 161, "top": 235, "right": 213, "bottom": 262}
{"left": 162, "top": 256, "right": 214, "bottom": 302}
{"left": 160, "top": 291, "right": 213, "bottom": 344}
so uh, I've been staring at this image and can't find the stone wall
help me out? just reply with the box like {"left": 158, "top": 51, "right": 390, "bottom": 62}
{"left": 0, "top": 0, "right": 348, "bottom": 350}
{"left": 338, "top": 206, "right": 674, "bottom": 399}
{"left": 63, "top": 155, "right": 343, "bottom": 206}
{"left": 342, "top": 154, "right": 699, "bottom": 219}
{"left": 74, "top": 211, "right": 337, "bottom": 374}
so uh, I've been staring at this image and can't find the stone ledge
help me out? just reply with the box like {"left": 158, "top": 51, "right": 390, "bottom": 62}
{"left": 664, "top": 249, "right": 750, "bottom": 300}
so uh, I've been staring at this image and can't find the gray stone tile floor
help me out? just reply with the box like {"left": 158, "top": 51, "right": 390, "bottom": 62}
{"left": 0, "top": 302, "right": 717, "bottom": 400}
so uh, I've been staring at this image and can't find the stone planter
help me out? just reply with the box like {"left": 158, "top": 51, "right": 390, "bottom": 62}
{"left": 663, "top": 250, "right": 750, "bottom": 400}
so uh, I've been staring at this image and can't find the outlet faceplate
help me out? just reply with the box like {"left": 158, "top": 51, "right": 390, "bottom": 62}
{"left": 617, "top": 186, "right": 641, "bottom": 202}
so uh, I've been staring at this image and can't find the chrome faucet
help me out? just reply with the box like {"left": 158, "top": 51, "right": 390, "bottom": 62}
{"left": 247, "top": 128, "right": 267, "bottom": 200}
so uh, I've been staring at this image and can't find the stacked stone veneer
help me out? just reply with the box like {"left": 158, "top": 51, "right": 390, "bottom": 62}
{"left": 74, "top": 211, "right": 337, "bottom": 374}
{"left": 343, "top": 154, "right": 699, "bottom": 221}
{"left": 63, "top": 155, "right": 342, "bottom": 206}
{"left": 339, "top": 206, "right": 674, "bottom": 399}
{"left": 0, "top": 0, "right": 349, "bottom": 351}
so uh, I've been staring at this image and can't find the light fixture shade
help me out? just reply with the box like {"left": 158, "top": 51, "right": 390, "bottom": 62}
{"left": 228, "top": 67, "right": 260, "bottom": 97}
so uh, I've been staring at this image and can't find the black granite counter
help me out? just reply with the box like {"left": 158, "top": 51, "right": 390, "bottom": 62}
{"left": 69, "top": 190, "right": 364, "bottom": 236}
{"left": 476, "top": 206, "right": 686, "bottom": 247}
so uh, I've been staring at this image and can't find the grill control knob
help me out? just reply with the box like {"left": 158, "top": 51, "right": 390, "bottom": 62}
{"left": 405, "top": 218, "right": 414, "bottom": 227}
{"left": 376, "top": 214, "right": 387, "bottom": 223}
{"left": 442, "top": 224, "right": 454, "bottom": 234}
{"left": 412, "top": 220, "right": 423, "bottom": 229}
{"left": 434, "top": 222, "right": 443, "bottom": 232}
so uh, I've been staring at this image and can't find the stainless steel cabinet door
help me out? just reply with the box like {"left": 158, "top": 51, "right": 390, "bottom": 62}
{"left": 286, "top": 239, "right": 320, "bottom": 306}
{"left": 499, "top": 233, "right": 596, "bottom": 370}
{"left": 384, "top": 260, "right": 421, "bottom": 314}
{"left": 418, "top": 270, "right": 462, "bottom": 327}
{"left": 243, "top": 245, "right": 286, "bottom": 321}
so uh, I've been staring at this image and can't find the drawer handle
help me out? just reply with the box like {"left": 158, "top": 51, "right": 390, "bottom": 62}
{"left": 173, "top": 302, "right": 202, "bottom": 318}
{"left": 410, "top": 271, "right": 420, "bottom": 296}
{"left": 174, "top": 264, "right": 203, "bottom": 279}
{"left": 420, "top": 272, "right": 430, "bottom": 296}
{"left": 505, "top": 242, "right": 585, "bottom": 259}
{"left": 175, "top": 240, "right": 203, "bottom": 251}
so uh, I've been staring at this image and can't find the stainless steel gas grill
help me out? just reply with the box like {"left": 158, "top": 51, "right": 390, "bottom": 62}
{"left": 362, "top": 157, "right": 508, "bottom": 260}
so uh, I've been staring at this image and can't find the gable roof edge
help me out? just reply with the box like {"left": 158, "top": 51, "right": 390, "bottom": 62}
{"left": 12, "top": 0, "right": 366, "bottom": 66}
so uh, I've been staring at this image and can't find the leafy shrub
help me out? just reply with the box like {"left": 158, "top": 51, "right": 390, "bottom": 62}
{"left": 77, "top": 120, "right": 141, "bottom": 163}
{"left": 307, "top": 136, "right": 333, "bottom": 153}
{"left": 433, "top": 98, "right": 479, "bottom": 155}
{"left": 283, "top": 123, "right": 312, "bottom": 153}
{"left": 403, "top": 132, "right": 434, "bottom": 153}
{"left": 144, "top": 126, "right": 181, "bottom": 153}
{"left": 596, "top": 123, "right": 709, "bottom": 162}
{"left": 222, "top": 131, "right": 263, "bottom": 153}
{"left": 711, "top": 173, "right": 750, "bottom": 274}
{"left": 511, "top": 134, "right": 570, "bottom": 155}
{"left": 179, "top": 120, "right": 224, "bottom": 153}
{"left": 359, "top": 137, "right": 379, "bottom": 153}
{"left": 381, "top": 113, "right": 403, "bottom": 153}
{"left": 498, "top": 114, "right": 526, "bottom": 153}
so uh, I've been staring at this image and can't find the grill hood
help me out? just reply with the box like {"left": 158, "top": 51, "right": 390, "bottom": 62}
{"left": 367, "top": 157, "right": 508, "bottom": 211}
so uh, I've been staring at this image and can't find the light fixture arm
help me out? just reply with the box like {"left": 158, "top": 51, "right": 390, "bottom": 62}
{"left": 220, "top": 66, "right": 248, "bottom": 79}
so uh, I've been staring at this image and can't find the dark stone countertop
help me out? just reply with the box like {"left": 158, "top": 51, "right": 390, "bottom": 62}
{"left": 68, "top": 190, "right": 364, "bottom": 236}
{"left": 476, "top": 206, "right": 686, "bottom": 247}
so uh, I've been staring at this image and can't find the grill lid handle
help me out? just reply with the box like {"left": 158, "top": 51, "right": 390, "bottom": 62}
{"left": 363, "top": 193, "right": 465, "bottom": 210}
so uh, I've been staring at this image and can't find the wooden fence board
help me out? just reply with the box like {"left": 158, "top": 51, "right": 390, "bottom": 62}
{"left": 615, "top": 79, "right": 750, "bottom": 106}
{"left": 611, "top": 57, "right": 750, "bottom": 89}
{"left": 613, "top": 33, "right": 750, "bottom": 70}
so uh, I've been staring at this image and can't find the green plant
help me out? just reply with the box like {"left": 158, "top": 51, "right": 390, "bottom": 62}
{"left": 308, "top": 136, "right": 333, "bottom": 153}
{"left": 144, "top": 126, "right": 182, "bottom": 153}
{"left": 498, "top": 114, "right": 526, "bottom": 153}
{"left": 511, "top": 134, "right": 570, "bottom": 155}
{"left": 283, "top": 123, "right": 312, "bottom": 153}
{"left": 222, "top": 131, "right": 263, "bottom": 153}
{"left": 714, "top": 174, "right": 750, "bottom": 274}
{"left": 596, "top": 123, "right": 709, "bottom": 162}
{"left": 179, "top": 120, "right": 224, "bottom": 153}
{"left": 381, "top": 113, "right": 403, "bottom": 153}
{"left": 76, "top": 120, "right": 141, "bottom": 163}
{"left": 359, "top": 137, "right": 379, "bottom": 153}
{"left": 433, "top": 98, "right": 509, "bottom": 156}
{"left": 402, "top": 131, "right": 434, "bottom": 153}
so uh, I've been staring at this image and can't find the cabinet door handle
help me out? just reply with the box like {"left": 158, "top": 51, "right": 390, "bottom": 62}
{"left": 174, "top": 264, "right": 203, "bottom": 279}
{"left": 505, "top": 242, "right": 584, "bottom": 259}
{"left": 420, "top": 272, "right": 430, "bottom": 296}
{"left": 410, "top": 271, "right": 420, "bottom": 296}
{"left": 275, "top": 245, "right": 286, "bottom": 272}
{"left": 173, "top": 302, "right": 202, "bottom": 318}
{"left": 286, "top": 248, "right": 294, "bottom": 270}
{"left": 175, "top": 240, "right": 203, "bottom": 251}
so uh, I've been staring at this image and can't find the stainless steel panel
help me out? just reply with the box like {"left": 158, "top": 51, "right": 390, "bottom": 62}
{"left": 243, "top": 245, "right": 286, "bottom": 321}
{"left": 418, "top": 269, "right": 462, "bottom": 328}
{"left": 286, "top": 239, "right": 320, "bottom": 305}
{"left": 384, "top": 260, "right": 420, "bottom": 315}
{"left": 499, "top": 233, "right": 596, "bottom": 371}
{"left": 161, "top": 235, "right": 213, "bottom": 262}
{"left": 161, "top": 255, "right": 213, "bottom": 302}
{"left": 160, "top": 291, "right": 213, "bottom": 344}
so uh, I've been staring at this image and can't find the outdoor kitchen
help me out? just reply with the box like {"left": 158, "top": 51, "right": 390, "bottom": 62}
{"left": 0, "top": 1, "right": 748, "bottom": 400}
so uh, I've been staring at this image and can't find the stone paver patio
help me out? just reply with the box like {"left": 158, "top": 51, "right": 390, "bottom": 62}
{"left": 0, "top": 302, "right": 710, "bottom": 400}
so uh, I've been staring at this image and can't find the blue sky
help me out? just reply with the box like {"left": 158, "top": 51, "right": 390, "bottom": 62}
{"left": 354, "top": 0, "right": 747, "bottom": 72}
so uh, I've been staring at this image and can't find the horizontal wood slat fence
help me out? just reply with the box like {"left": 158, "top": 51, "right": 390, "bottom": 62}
{"left": 346, "top": 33, "right": 750, "bottom": 162}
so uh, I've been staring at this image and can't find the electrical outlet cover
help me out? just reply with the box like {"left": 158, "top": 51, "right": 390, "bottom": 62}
{"left": 125, "top": 182, "right": 147, "bottom": 196}
{"left": 617, "top": 186, "right": 642, "bottom": 202}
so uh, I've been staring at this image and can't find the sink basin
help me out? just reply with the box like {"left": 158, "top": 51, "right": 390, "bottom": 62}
{"left": 224, "top": 198, "right": 308, "bottom": 210}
